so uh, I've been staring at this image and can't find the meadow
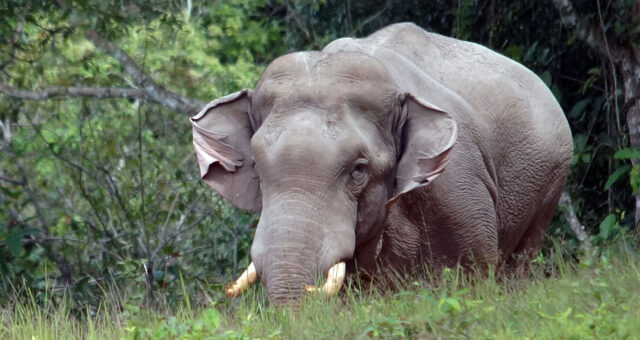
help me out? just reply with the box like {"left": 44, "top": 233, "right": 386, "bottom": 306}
{"left": 2, "top": 240, "right": 639, "bottom": 339}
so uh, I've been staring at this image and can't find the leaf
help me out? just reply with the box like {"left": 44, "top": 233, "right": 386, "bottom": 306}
{"left": 162, "top": 245, "right": 175, "bottom": 255}
{"left": 52, "top": 143, "right": 62, "bottom": 155}
{"left": 551, "top": 84, "right": 562, "bottom": 101}
{"left": 587, "top": 67, "right": 602, "bottom": 76}
{"left": 539, "top": 48, "right": 550, "bottom": 64}
{"left": 153, "top": 270, "right": 164, "bottom": 281}
{"left": 503, "top": 45, "right": 522, "bottom": 61}
{"left": 559, "top": 307, "right": 572, "bottom": 319}
{"left": 35, "top": 158, "right": 55, "bottom": 176}
{"left": 614, "top": 148, "right": 640, "bottom": 160}
{"left": 573, "top": 134, "right": 589, "bottom": 153}
{"left": 581, "top": 69, "right": 601, "bottom": 94}
{"left": 446, "top": 297, "right": 461, "bottom": 312}
{"left": 568, "top": 99, "right": 589, "bottom": 119}
{"left": 27, "top": 247, "right": 44, "bottom": 262}
{"left": 438, "top": 296, "right": 462, "bottom": 315}
{"left": 604, "top": 165, "right": 630, "bottom": 190}
{"left": 539, "top": 71, "right": 552, "bottom": 87}
{"left": 40, "top": 129, "right": 58, "bottom": 144}
{"left": 598, "top": 214, "right": 616, "bottom": 239}
{"left": 523, "top": 41, "right": 539, "bottom": 62}
{"left": 6, "top": 227, "right": 24, "bottom": 257}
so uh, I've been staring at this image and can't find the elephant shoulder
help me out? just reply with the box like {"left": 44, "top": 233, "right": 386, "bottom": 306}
{"left": 324, "top": 23, "right": 442, "bottom": 56}
{"left": 323, "top": 37, "right": 362, "bottom": 54}
{"left": 366, "top": 22, "right": 441, "bottom": 45}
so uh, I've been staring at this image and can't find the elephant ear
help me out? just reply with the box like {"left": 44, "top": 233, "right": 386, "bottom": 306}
{"left": 190, "top": 89, "right": 262, "bottom": 212}
{"left": 388, "top": 93, "right": 458, "bottom": 207}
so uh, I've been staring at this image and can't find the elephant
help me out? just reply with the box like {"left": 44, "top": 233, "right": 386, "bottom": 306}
{"left": 190, "top": 23, "right": 573, "bottom": 305}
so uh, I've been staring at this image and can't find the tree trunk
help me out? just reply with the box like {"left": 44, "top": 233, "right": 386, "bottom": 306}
{"left": 621, "top": 57, "right": 640, "bottom": 233}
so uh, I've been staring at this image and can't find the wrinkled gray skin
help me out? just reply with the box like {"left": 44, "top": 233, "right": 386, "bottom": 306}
{"left": 191, "top": 23, "right": 573, "bottom": 305}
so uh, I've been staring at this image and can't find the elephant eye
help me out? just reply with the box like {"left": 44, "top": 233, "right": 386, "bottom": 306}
{"left": 350, "top": 158, "right": 369, "bottom": 183}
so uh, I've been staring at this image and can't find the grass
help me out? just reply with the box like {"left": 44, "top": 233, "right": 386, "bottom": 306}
{"left": 2, "top": 242, "right": 640, "bottom": 339}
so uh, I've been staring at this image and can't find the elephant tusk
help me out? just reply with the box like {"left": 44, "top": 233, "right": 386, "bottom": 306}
{"left": 226, "top": 262, "right": 258, "bottom": 298}
{"left": 304, "top": 262, "right": 346, "bottom": 297}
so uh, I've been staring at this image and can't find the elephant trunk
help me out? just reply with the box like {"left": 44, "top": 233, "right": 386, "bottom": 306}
{"left": 263, "top": 259, "right": 314, "bottom": 305}
{"left": 260, "top": 226, "right": 320, "bottom": 305}
{"left": 251, "top": 207, "right": 355, "bottom": 305}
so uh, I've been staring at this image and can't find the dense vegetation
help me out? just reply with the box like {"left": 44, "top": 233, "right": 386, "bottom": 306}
{"left": 1, "top": 0, "right": 639, "bottom": 338}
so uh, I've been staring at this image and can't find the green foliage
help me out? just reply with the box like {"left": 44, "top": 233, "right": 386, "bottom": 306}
{"left": 123, "top": 308, "right": 225, "bottom": 339}
{"left": 598, "top": 214, "right": 618, "bottom": 240}
{"left": 2, "top": 240, "right": 640, "bottom": 339}
{"left": 604, "top": 164, "right": 629, "bottom": 190}
{"left": 614, "top": 148, "right": 640, "bottom": 160}
{"left": 0, "top": 0, "right": 279, "bottom": 309}
{"left": 605, "top": 148, "right": 640, "bottom": 195}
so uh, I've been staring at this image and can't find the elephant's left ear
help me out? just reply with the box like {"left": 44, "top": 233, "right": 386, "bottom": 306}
{"left": 388, "top": 93, "right": 458, "bottom": 207}
{"left": 190, "top": 89, "right": 262, "bottom": 212}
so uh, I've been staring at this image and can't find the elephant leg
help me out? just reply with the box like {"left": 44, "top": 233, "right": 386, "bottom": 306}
{"left": 506, "top": 188, "right": 564, "bottom": 275}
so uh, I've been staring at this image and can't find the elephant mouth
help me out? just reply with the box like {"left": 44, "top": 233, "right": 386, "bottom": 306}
{"left": 225, "top": 261, "right": 347, "bottom": 299}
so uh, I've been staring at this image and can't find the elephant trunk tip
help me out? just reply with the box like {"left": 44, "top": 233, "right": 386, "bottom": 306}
{"left": 262, "top": 262, "right": 347, "bottom": 305}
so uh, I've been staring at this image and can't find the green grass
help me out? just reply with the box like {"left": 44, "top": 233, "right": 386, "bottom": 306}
{"left": 2, "top": 243, "right": 640, "bottom": 339}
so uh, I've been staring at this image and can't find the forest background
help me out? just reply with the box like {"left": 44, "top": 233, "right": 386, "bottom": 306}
{"left": 1, "top": 0, "right": 639, "bottom": 315}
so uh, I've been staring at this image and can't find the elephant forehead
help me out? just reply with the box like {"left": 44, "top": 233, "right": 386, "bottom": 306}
{"left": 253, "top": 72, "right": 396, "bottom": 127}
{"left": 256, "top": 79, "right": 393, "bottom": 112}
{"left": 252, "top": 52, "right": 397, "bottom": 127}
{"left": 251, "top": 109, "right": 380, "bottom": 173}
{"left": 254, "top": 110, "right": 351, "bottom": 157}
{"left": 263, "top": 51, "right": 393, "bottom": 82}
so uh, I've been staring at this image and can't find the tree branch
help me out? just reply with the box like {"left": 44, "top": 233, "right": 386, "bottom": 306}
{"left": 0, "top": 175, "right": 22, "bottom": 185}
{"left": 0, "top": 83, "right": 145, "bottom": 100}
{"left": 1, "top": 28, "right": 208, "bottom": 116}
{"left": 558, "top": 191, "right": 590, "bottom": 249}
{"left": 84, "top": 29, "right": 205, "bottom": 115}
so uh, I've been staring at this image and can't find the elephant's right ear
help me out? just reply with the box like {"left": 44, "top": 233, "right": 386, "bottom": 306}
{"left": 190, "top": 89, "right": 261, "bottom": 212}
{"left": 387, "top": 93, "right": 458, "bottom": 207}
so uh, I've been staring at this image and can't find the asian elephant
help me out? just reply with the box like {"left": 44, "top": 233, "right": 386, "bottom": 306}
{"left": 190, "top": 23, "right": 573, "bottom": 305}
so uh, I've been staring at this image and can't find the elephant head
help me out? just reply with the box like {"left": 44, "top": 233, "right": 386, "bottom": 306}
{"left": 191, "top": 52, "right": 457, "bottom": 305}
